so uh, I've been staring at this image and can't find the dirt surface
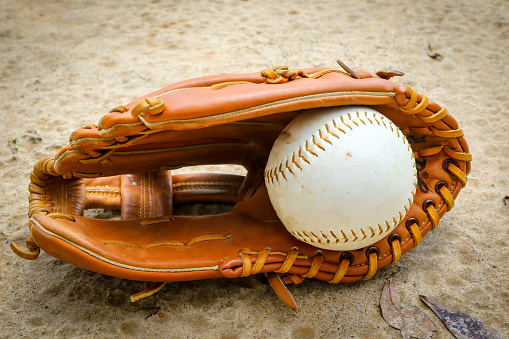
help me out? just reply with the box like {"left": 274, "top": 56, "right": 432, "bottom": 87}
{"left": 1, "top": 0, "right": 507, "bottom": 338}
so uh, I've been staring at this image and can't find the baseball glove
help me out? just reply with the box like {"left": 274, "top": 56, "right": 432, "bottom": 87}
{"left": 11, "top": 60, "right": 471, "bottom": 311}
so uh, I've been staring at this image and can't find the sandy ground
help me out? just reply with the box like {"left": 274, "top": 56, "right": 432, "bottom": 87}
{"left": 1, "top": 0, "right": 508, "bottom": 338}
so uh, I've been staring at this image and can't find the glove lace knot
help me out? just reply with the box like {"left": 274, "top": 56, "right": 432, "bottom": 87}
{"left": 261, "top": 67, "right": 310, "bottom": 84}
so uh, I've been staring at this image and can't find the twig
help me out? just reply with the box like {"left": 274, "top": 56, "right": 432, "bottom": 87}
{"left": 427, "top": 43, "right": 443, "bottom": 61}
{"left": 134, "top": 306, "right": 161, "bottom": 319}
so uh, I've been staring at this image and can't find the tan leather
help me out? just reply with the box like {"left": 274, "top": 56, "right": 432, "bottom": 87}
{"left": 120, "top": 170, "right": 173, "bottom": 220}
{"left": 12, "top": 63, "right": 471, "bottom": 309}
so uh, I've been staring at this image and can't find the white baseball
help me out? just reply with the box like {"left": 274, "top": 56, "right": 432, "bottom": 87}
{"left": 265, "top": 106, "right": 417, "bottom": 251}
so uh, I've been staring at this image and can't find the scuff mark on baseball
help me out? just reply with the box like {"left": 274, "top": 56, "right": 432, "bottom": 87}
{"left": 265, "top": 106, "right": 417, "bottom": 251}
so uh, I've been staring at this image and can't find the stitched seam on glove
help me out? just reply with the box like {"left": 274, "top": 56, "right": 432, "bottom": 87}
{"left": 137, "top": 91, "right": 395, "bottom": 127}
{"left": 30, "top": 217, "right": 221, "bottom": 273}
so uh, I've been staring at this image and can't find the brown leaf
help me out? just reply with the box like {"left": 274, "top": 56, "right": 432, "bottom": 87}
{"left": 380, "top": 279, "right": 437, "bottom": 339}
{"left": 389, "top": 277, "right": 402, "bottom": 309}
{"left": 380, "top": 278, "right": 404, "bottom": 329}
{"left": 400, "top": 305, "right": 438, "bottom": 339}
{"left": 420, "top": 295, "right": 503, "bottom": 339}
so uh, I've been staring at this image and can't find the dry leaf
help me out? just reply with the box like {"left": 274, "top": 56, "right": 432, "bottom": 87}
{"left": 420, "top": 295, "right": 503, "bottom": 339}
{"left": 380, "top": 278, "right": 404, "bottom": 329}
{"left": 389, "top": 277, "right": 402, "bottom": 309}
{"left": 401, "top": 306, "right": 439, "bottom": 339}
{"left": 380, "top": 279, "right": 437, "bottom": 339}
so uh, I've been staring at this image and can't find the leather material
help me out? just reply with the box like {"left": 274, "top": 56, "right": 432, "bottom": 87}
{"left": 120, "top": 170, "right": 173, "bottom": 220}
{"left": 13, "top": 64, "right": 471, "bottom": 303}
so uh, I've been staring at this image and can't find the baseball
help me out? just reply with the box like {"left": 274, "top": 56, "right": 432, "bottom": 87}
{"left": 265, "top": 106, "right": 417, "bottom": 251}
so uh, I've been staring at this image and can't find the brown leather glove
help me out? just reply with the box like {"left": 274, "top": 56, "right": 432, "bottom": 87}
{"left": 11, "top": 61, "right": 471, "bottom": 311}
